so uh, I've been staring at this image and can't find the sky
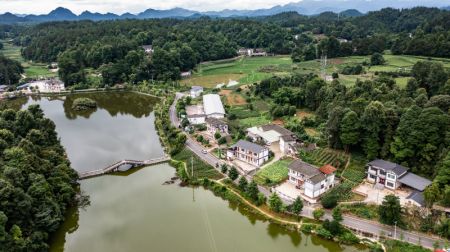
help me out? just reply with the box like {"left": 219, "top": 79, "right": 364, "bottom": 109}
{"left": 0, "top": 0, "right": 298, "bottom": 14}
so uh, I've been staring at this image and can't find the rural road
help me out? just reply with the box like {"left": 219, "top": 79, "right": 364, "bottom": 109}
{"left": 168, "top": 92, "right": 445, "bottom": 249}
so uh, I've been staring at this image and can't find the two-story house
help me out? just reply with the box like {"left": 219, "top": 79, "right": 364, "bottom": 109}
{"left": 366, "top": 159, "right": 432, "bottom": 206}
{"left": 366, "top": 159, "right": 409, "bottom": 190}
{"left": 288, "top": 160, "right": 336, "bottom": 199}
{"left": 227, "top": 140, "right": 269, "bottom": 167}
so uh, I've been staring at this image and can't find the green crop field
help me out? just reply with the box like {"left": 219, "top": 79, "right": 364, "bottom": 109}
{"left": 254, "top": 158, "right": 293, "bottom": 186}
{"left": 181, "top": 53, "right": 449, "bottom": 89}
{"left": 239, "top": 115, "right": 271, "bottom": 128}
{"left": 182, "top": 56, "right": 293, "bottom": 87}
{"left": 0, "top": 40, "right": 56, "bottom": 79}
{"left": 292, "top": 53, "right": 450, "bottom": 87}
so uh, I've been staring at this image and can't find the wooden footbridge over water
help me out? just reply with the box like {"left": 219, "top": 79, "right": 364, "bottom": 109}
{"left": 78, "top": 156, "right": 170, "bottom": 180}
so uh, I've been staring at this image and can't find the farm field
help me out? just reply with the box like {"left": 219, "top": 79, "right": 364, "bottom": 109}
{"left": 181, "top": 53, "right": 448, "bottom": 89}
{"left": 254, "top": 158, "right": 293, "bottom": 186}
{"left": 294, "top": 53, "right": 450, "bottom": 87}
{"left": 182, "top": 56, "right": 293, "bottom": 87}
{"left": 0, "top": 40, "right": 56, "bottom": 79}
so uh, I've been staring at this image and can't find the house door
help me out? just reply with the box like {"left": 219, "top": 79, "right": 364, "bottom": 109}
{"left": 378, "top": 178, "right": 385, "bottom": 185}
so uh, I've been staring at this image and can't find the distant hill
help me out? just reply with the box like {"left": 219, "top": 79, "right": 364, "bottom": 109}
{"left": 340, "top": 9, "right": 364, "bottom": 17}
{"left": 0, "top": 0, "right": 448, "bottom": 23}
{"left": 0, "top": 12, "right": 28, "bottom": 23}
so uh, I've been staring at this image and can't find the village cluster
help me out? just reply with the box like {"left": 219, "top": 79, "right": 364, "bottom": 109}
{"left": 181, "top": 85, "right": 432, "bottom": 207}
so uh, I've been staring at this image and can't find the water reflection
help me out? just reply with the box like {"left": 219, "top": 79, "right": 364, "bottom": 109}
{"left": 6, "top": 92, "right": 163, "bottom": 172}
{"left": 62, "top": 92, "right": 158, "bottom": 119}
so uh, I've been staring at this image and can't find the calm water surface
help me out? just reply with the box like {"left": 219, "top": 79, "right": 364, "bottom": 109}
{"left": 8, "top": 92, "right": 367, "bottom": 252}
{"left": 16, "top": 92, "right": 163, "bottom": 172}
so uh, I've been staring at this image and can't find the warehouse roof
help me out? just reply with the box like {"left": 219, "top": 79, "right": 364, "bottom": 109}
{"left": 203, "top": 94, "right": 225, "bottom": 116}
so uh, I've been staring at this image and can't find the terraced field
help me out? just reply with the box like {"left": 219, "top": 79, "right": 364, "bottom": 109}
{"left": 309, "top": 148, "right": 349, "bottom": 170}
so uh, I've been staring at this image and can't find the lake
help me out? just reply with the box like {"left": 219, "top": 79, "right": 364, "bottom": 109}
{"left": 10, "top": 92, "right": 367, "bottom": 252}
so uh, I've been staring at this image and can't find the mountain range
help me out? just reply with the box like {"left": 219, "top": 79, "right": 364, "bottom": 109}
{"left": 0, "top": 0, "right": 449, "bottom": 23}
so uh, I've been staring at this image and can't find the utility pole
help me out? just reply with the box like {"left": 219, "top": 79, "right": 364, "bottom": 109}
{"left": 394, "top": 221, "right": 397, "bottom": 239}
{"left": 191, "top": 156, "right": 194, "bottom": 178}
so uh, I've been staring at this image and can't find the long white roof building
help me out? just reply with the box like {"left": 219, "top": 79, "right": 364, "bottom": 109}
{"left": 203, "top": 94, "right": 225, "bottom": 118}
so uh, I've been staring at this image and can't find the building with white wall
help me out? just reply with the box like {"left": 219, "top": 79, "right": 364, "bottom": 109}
{"left": 203, "top": 94, "right": 225, "bottom": 118}
{"left": 288, "top": 160, "right": 336, "bottom": 199}
{"left": 227, "top": 140, "right": 269, "bottom": 167}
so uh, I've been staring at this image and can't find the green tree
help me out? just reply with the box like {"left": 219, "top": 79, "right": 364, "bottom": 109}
{"left": 321, "top": 193, "right": 338, "bottom": 209}
{"left": 220, "top": 164, "right": 228, "bottom": 174}
{"left": 370, "top": 52, "right": 385, "bottom": 65}
{"left": 247, "top": 181, "right": 259, "bottom": 201}
{"left": 332, "top": 206, "right": 343, "bottom": 222}
{"left": 378, "top": 195, "right": 402, "bottom": 225}
{"left": 340, "top": 110, "right": 360, "bottom": 151}
{"left": 290, "top": 196, "right": 304, "bottom": 220}
{"left": 269, "top": 193, "right": 283, "bottom": 213}
{"left": 228, "top": 166, "right": 239, "bottom": 181}
{"left": 313, "top": 209, "right": 325, "bottom": 220}
{"left": 362, "top": 101, "right": 386, "bottom": 160}
{"left": 423, "top": 183, "right": 441, "bottom": 208}
{"left": 238, "top": 176, "right": 248, "bottom": 192}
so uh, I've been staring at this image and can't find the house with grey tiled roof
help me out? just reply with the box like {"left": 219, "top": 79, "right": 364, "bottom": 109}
{"left": 226, "top": 140, "right": 269, "bottom": 167}
{"left": 288, "top": 160, "right": 336, "bottom": 199}
{"left": 366, "top": 159, "right": 432, "bottom": 207}
{"left": 246, "top": 124, "right": 297, "bottom": 155}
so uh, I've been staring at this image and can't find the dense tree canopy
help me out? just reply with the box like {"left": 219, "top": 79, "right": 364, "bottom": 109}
{"left": 254, "top": 60, "right": 449, "bottom": 180}
{"left": 0, "top": 105, "right": 79, "bottom": 250}
{"left": 0, "top": 55, "right": 23, "bottom": 85}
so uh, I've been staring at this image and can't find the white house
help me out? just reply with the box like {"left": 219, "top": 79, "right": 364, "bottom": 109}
{"left": 185, "top": 104, "right": 206, "bottom": 125}
{"left": 227, "top": 140, "right": 269, "bottom": 167}
{"left": 203, "top": 94, "right": 225, "bottom": 119}
{"left": 247, "top": 124, "right": 297, "bottom": 155}
{"left": 288, "top": 160, "right": 336, "bottom": 199}
{"left": 366, "top": 159, "right": 432, "bottom": 207}
{"left": 181, "top": 71, "right": 192, "bottom": 78}
{"left": 142, "top": 45, "right": 154, "bottom": 54}
{"left": 190, "top": 86, "right": 203, "bottom": 98}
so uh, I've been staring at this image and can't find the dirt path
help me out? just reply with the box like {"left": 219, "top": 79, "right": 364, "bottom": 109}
{"left": 216, "top": 180, "right": 302, "bottom": 229}
{"left": 339, "top": 153, "right": 353, "bottom": 182}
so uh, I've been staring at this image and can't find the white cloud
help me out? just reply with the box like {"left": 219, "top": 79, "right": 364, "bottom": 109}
{"left": 0, "top": 0, "right": 298, "bottom": 14}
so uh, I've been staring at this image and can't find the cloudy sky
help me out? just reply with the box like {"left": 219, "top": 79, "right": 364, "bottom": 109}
{"left": 0, "top": 0, "right": 297, "bottom": 14}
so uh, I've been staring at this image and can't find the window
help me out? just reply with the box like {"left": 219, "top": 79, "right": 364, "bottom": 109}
{"left": 386, "top": 182, "right": 394, "bottom": 188}
{"left": 387, "top": 173, "right": 395, "bottom": 180}
{"left": 321, "top": 184, "right": 324, "bottom": 189}
{"left": 379, "top": 170, "right": 386, "bottom": 175}
{"left": 369, "top": 174, "right": 376, "bottom": 180}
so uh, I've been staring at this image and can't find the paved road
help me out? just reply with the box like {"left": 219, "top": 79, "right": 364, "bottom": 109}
{"left": 168, "top": 92, "right": 445, "bottom": 249}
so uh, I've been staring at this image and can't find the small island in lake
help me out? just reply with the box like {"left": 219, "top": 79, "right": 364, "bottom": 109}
{"left": 72, "top": 97, "right": 98, "bottom": 111}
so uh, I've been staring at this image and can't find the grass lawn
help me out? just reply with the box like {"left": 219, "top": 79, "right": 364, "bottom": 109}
{"left": 182, "top": 56, "right": 293, "bottom": 87}
{"left": 172, "top": 148, "right": 222, "bottom": 180}
{"left": 228, "top": 105, "right": 261, "bottom": 119}
{"left": 340, "top": 203, "right": 379, "bottom": 220}
{"left": 254, "top": 158, "right": 293, "bottom": 186}
{"left": 239, "top": 116, "right": 271, "bottom": 128}
{"left": 0, "top": 39, "right": 56, "bottom": 79}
